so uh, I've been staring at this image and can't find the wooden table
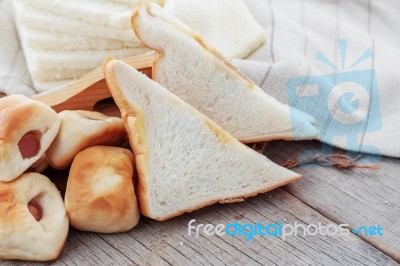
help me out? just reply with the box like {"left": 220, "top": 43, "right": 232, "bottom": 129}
{"left": 2, "top": 140, "right": 399, "bottom": 266}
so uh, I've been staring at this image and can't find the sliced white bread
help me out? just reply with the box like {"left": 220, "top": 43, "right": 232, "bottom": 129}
{"left": 18, "top": 0, "right": 162, "bottom": 30}
{"left": 24, "top": 47, "right": 150, "bottom": 71}
{"left": 103, "top": 58, "right": 301, "bottom": 221}
{"left": 23, "top": 47, "right": 150, "bottom": 82}
{"left": 132, "top": 3, "right": 319, "bottom": 142}
{"left": 33, "top": 80, "right": 74, "bottom": 93}
{"left": 163, "top": 0, "right": 266, "bottom": 59}
{"left": 14, "top": 1, "right": 137, "bottom": 42}
{"left": 18, "top": 27, "right": 140, "bottom": 51}
{"left": 92, "top": 0, "right": 146, "bottom": 6}
{"left": 29, "top": 68, "right": 91, "bottom": 82}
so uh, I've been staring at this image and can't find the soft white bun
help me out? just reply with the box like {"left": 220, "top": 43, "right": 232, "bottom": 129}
{"left": 46, "top": 110, "right": 126, "bottom": 169}
{"left": 0, "top": 95, "right": 60, "bottom": 182}
{"left": 0, "top": 173, "right": 69, "bottom": 261}
{"left": 65, "top": 146, "right": 140, "bottom": 233}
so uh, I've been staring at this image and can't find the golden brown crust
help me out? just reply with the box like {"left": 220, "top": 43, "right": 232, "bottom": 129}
{"left": 46, "top": 110, "right": 126, "bottom": 169}
{"left": 0, "top": 95, "right": 49, "bottom": 141}
{"left": 0, "top": 95, "right": 60, "bottom": 182}
{"left": 240, "top": 135, "right": 317, "bottom": 144}
{"left": 102, "top": 58, "right": 302, "bottom": 222}
{"left": 65, "top": 146, "right": 140, "bottom": 233}
{"left": 0, "top": 173, "right": 68, "bottom": 261}
{"left": 103, "top": 59, "right": 152, "bottom": 218}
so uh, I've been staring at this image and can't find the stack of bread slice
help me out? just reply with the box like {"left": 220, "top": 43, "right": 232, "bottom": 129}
{"left": 13, "top": 0, "right": 267, "bottom": 93}
{"left": 12, "top": 0, "right": 162, "bottom": 92}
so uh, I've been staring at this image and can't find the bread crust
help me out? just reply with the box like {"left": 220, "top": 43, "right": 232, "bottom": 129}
{"left": 0, "top": 95, "right": 60, "bottom": 182}
{"left": 46, "top": 110, "right": 126, "bottom": 169}
{"left": 103, "top": 58, "right": 302, "bottom": 221}
{"left": 103, "top": 58, "right": 152, "bottom": 218}
{"left": 65, "top": 146, "right": 140, "bottom": 233}
{"left": 0, "top": 173, "right": 68, "bottom": 261}
{"left": 131, "top": 3, "right": 318, "bottom": 144}
{"left": 131, "top": 2, "right": 254, "bottom": 89}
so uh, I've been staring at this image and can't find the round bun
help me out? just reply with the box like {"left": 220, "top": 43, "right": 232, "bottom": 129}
{"left": 46, "top": 110, "right": 126, "bottom": 169}
{"left": 65, "top": 146, "right": 140, "bottom": 233}
{"left": 0, "top": 173, "right": 69, "bottom": 261}
{"left": 0, "top": 95, "right": 60, "bottom": 182}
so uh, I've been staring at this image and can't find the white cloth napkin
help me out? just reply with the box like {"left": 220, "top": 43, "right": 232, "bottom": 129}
{"left": 0, "top": 0, "right": 35, "bottom": 96}
{"left": 1, "top": 0, "right": 399, "bottom": 158}
{"left": 233, "top": 0, "right": 400, "bottom": 158}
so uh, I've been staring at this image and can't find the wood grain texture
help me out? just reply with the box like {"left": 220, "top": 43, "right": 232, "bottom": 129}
{"left": 58, "top": 190, "right": 399, "bottom": 265}
{"left": 2, "top": 188, "right": 397, "bottom": 265}
{"left": 31, "top": 53, "right": 157, "bottom": 113}
{"left": 264, "top": 140, "right": 400, "bottom": 262}
{"left": 1, "top": 108, "right": 397, "bottom": 265}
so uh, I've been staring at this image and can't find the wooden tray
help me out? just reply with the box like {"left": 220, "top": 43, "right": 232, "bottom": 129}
{"left": 32, "top": 53, "right": 157, "bottom": 116}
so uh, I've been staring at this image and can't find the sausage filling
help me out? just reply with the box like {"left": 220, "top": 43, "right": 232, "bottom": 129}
{"left": 18, "top": 131, "right": 41, "bottom": 159}
{"left": 28, "top": 203, "right": 42, "bottom": 221}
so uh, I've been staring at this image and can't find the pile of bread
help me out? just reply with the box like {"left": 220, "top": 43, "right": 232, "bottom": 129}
{"left": 0, "top": 94, "right": 139, "bottom": 261}
{"left": 13, "top": 0, "right": 156, "bottom": 92}
{"left": 13, "top": 0, "right": 266, "bottom": 93}
{"left": 0, "top": 2, "right": 320, "bottom": 262}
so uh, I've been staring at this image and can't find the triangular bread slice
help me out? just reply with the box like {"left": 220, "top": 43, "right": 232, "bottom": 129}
{"left": 132, "top": 3, "right": 319, "bottom": 143}
{"left": 103, "top": 58, "right": 301, "bottom": 221}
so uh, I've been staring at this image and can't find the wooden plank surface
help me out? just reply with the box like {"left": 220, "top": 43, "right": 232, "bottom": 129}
{"left": 2, "top": 139, "right": 399, "bottom": 265}
{"left": 264, "top": 140, "right": 400, "bottom": 262}
{"left": 4, "top": 190, "right": 396, "bottom": 266}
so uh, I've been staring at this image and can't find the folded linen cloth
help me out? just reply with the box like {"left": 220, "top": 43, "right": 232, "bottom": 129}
{"left": 0, "top": 0, "right": 399, "bottom": 158}
{"left": 0, "top": 0, "right": 34, "bottom": 96}
{"left": 233, "top": 0, "right": 400, "bottom": 158}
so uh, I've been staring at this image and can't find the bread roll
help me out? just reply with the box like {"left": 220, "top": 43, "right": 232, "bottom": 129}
{"left": 0, "top": 95, "right": 60, "bottom": 182}
{"left": 46, "top": 110, "right": 126, "bottom": 169}
{"left": 65, "top": 146, "right": 140, "bottom": 233}
{"left": 0, "top": 173, "right": 69, "bottom": 261}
